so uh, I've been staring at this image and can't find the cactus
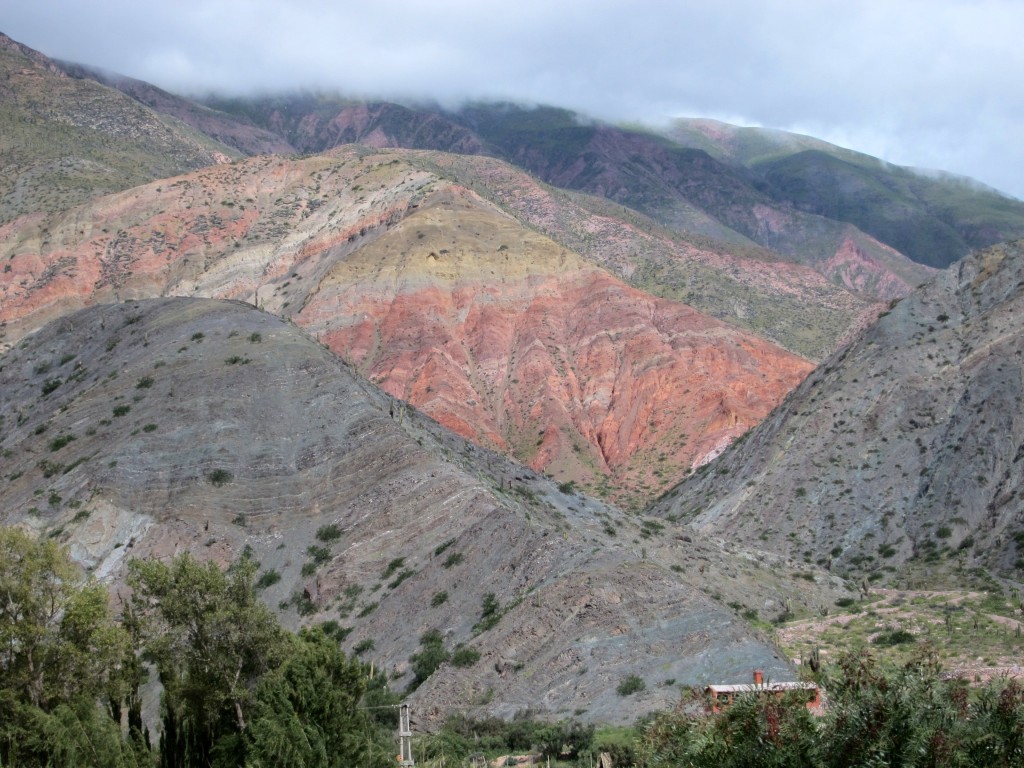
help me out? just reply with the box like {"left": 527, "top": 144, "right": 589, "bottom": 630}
{"left": 808, "top": 646, "right": 821, "bottom": 673}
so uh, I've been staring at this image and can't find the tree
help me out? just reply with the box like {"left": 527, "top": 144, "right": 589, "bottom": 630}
{"left": 246, "top": 627, "right": 370, "bottom": 767}
{"left": 0, "top": 527, "right": 141, "bottom": 767}
{"left": 409, "top": 628, "right": 449, "bottom": 690}
{"left": 129, "top": 552, "right": 287, "bottom": 767}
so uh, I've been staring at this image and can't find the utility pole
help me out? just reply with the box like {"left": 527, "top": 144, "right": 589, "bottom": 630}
{"left": 398, "top": 703, "right": 414, "bottom": 767}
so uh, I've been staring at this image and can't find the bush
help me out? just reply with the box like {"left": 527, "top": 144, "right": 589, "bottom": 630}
{"left": 316, "top": 524, "right": 342, "bottom": 542}
{"left": 410, "top": 629, "right": 449, "bottom": 688}
{"left": 871, "top": 629, "right": 916, "bottom": 647}
{"left": 450, "top": 646, "right": 481, "bottom": 668}
{"left": 474, "top": 593, "right": 501, "bottom": 633}
{"left": 353, "top": 639, "right": 375, "bottom": 656}
{"left": 48, "top": 434, "right": 76, "bottom": 452}
{"left": 616, "top": 675, "right": 646, "bottom": 696}
{"left": 434, "top": 538, "right": 456, "bottom": 556}
{"left": 207, "top": 469, "right": 233, "bottom": 486}
{"left": 255, "top": 570, "right": 281, "bottom": 589}
{"left": 442, "top": 552, "right": 464, "bottom": 568}
{"left": 306, "top": 545, "right": 331, "bottom": 565}
{"left": 388, "top": 569, "right": 415, "bottom": 590}
{"left": 431, "top": 591, "right": 449, "bottom": 607}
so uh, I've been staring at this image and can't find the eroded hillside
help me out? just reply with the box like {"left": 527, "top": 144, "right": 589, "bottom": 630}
{"left": 0, "top": 298, "right": 850, "bottom": 723}
{"left": 0, "top": 148, "right": 812, "bottom": 505}
{"left": 652, "top": 240, "right": 1024, "bottom": 589}
{"left": 0, "top": 33, "right": 238, "bottom": 225}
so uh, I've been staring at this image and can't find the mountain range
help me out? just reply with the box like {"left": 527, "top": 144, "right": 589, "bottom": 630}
{"left": 2, "top": 30, "right": 1023, "bottom": 723}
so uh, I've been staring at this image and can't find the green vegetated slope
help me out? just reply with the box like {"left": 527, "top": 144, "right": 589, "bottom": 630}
{"left": 651, "top": 240, "right": 1024, "bottom": 590}
{"left": 666, "top": 117, "right": 1024, "bottom": 268}
{"left": 0, "top": 32, "right": 238, "bottom": 225}
{"left": 0, "top": 297, "right": 851, "bottom": 724}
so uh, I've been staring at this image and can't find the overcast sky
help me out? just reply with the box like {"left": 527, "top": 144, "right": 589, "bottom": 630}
{"left": 3, "top": 0, "right": 1022, "bottom": 198}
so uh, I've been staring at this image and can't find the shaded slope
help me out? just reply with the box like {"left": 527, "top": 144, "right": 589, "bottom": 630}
{"left": 203, "top": 94, "right": 486, "bottom": 156}
{"left": 666, "top": 118, "right": 1024, "bottom": 268}
{"left": 650, "top": 240, "right": 1024, "bottom": 588}
{"left": 457, "top": 106, "right": 932, "bottom": 294}
{"left": 0, "top": 298, "right": 848, "bottom": 723}
{"left": 0, "top": 32, "right": 238, "bottom": 225}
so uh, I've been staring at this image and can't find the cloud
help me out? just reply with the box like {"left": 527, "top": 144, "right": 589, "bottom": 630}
{"left": 2, "top": 0, "right": 1022, "bottom": 197}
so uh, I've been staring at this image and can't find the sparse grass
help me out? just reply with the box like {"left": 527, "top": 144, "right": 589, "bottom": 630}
{"left": 778, "top": 588, "right": 1024, "bottom": 675}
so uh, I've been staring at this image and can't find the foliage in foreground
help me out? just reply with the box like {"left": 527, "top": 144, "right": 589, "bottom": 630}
{"left": 637, "top": 649, "right": 1024, "bottom": 768}
{"left": 0, "top": 529, "right": 395, "bottom": 768}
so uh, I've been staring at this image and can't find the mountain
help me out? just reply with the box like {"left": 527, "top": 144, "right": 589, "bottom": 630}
{"left": 649, "top": 240, "right": 1024, "bottom": 587}
{"left": 0, "top": 297, "right": 850, "bottom": 723}
{"left": 193, "top": 97, "right": 934, "bottom": 297}
{"left": 57, "top": 61, "right": 297, "bottom": 157}
{"left": 0, "top": 147, "right": 812, "bottom": 506}
{"left": 0, "top": 33, "right": 239, "bottom": 225}
{"left": 664, "top": 118, "right": 1024, "bottom": 269}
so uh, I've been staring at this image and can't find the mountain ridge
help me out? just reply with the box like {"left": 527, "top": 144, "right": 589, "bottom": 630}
{"left": 0, "top": 297, "right": 849, "bottom": 723}
{"left": 649, "top": 240, "right": 1024, "bottom": 588}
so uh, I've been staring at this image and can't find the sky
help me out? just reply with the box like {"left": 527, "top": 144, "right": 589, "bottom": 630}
{"left": 2, "top": 0, "right": 1022, "bottom": 199}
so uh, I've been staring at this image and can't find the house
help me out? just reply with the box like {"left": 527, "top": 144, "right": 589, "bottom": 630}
{"left": 705, "top": 670, "right": 824, "bottom": 714}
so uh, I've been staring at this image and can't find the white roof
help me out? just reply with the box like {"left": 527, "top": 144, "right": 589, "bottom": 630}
{"left": 707, "top": 682, "right": 818, "bottom": 693}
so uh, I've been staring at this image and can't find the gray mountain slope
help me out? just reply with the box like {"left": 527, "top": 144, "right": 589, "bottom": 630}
{"left": 0, "top": 297, "right": 849, "bottom": 724}
{"left": 651, "top": 240, "right": 1024, "bottom": 589}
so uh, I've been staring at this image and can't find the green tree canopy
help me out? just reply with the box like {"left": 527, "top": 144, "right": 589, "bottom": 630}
{"left": 0, "top": 527, "right": 142, "bottom": 767}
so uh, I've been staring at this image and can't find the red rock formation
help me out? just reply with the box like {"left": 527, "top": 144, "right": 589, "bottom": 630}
{"left": 0, "top": 149, "right": 812, "bottom": 505}
{"left": 297, "top": 187, "right": 812, "bottom": 504}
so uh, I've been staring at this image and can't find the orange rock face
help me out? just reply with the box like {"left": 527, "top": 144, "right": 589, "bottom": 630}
{"left": 297, "top": 187, "right": 813, "bottom": 505}
{"left": 0, "top": 149, "right": 812, "bottom": 505}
